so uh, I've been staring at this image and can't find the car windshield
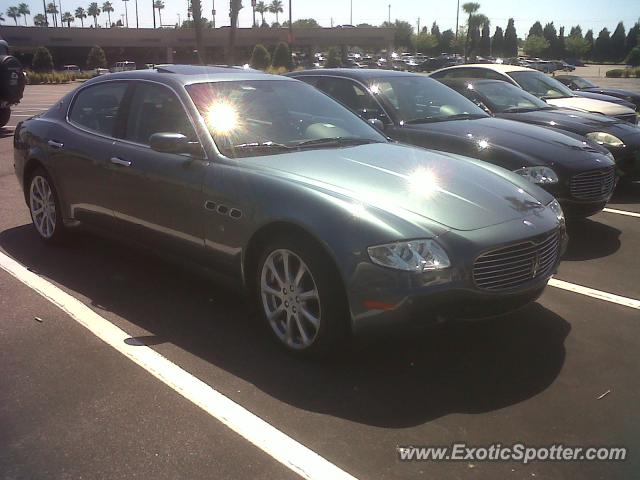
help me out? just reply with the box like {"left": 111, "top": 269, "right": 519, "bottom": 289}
{"left": 571, "top": 77, "right": 598, "bottom": 89}
{"left": 509, "top": 71, "right": 575, "bottom": 99}
{"left": 186, "top": 80, "right": 386, "bottom": 158}
{"left": 369, "top": 75, "right": 488, "bottom": 123}
{"left": 471, "top": 81, "right": 553, "bottom": 113}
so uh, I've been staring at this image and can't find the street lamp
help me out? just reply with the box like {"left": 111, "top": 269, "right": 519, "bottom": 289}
{"left": 387, "top": 4, "right": 390, "bottom": 24}
{"left": 350, "top": 0, "right": 352, "bottom": 25}
{"left": 122, "top": 0, "right": 129, "bottom": 27}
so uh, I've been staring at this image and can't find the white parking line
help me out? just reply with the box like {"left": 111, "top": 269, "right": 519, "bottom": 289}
{"left": 603, "top": 208, "right": 640, "bottom": 218}
{"left": 549, "top": 278, "right": 640, "bottom": 310}
{"left": 0, "top": 251, "right": 358, "bottom": 480}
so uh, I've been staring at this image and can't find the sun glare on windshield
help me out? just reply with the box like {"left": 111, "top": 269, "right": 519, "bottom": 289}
{"left": 205, "top": 100, "right": 241, "bottom": 135}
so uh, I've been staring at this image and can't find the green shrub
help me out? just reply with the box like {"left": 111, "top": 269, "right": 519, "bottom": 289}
{"left": 86, "top": 46, "right": 108, "bottom": 70}
{"left": 605, "top": 68, "right": 624, "bottom": 78}
{"left": 325, "top": 47, "right": 341, "bottom": 68}
{"left": 272, "top": 41, "right": 292, "bottom": 70}
{"left": 626, "top": 46, "right": 640, "bottom": 67}
{"left": 32, "top": 47, "right": 54, "bottom": 73}
{"left": 250, "top": 44, "right": 271, "bottom": 70}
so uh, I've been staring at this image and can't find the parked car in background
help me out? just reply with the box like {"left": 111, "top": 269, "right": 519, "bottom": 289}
{"left": 555, "top": 74, "right": 640, "bottom": 112}
{"left": 94, "top": 68, "right": 110, "bottom": 77}
{"left": 62, "top": 65, "right": 81, "bottom": 73}
{"left": 111, "top": 61, "right": 137, "bottom": 72}
{"left": 0, "top": 39, "right": 26, "bottom": 128}
{"left": 430, "top": 64, "right": 638, "bottom": 124}
{"left": 419, "top": 55, "right": 464, "bottom": 72}
{"left": 441, "top": 78, "right": 640, "bottom": 180}
{"left": 288, "top": 69, "right": 616, "bottom": 218}
{"left": 13, "top": 66, "right": 568, "bottom": 356}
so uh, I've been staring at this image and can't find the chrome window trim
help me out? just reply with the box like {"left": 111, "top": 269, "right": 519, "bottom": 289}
{"left": 65, "top": 77, "right": 209, "bottom": 160}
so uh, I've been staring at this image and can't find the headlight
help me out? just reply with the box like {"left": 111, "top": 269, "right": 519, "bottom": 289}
{"left": 514, "top": 166, "right": 559, "bottom": 184}
{"left": 368, "top": 239, "right": 451, "bottom": 272}
{"left": 547, "top": 199, "right": 565, "bottom": 226}
{"left": 585, "top": 132, "right": 624, "bottom": 147}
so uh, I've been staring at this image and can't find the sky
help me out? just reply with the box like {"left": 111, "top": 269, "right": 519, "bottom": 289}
{"left": 0, "top": 0, "right": 638, "bottom": 35}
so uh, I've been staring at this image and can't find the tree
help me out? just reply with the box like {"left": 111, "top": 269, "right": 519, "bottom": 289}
{"left": 413, "top": 33, "right": 438, "bottom": 54}
{"left": 381, "top": 20, "right": 414, "bottom": 50}
{"left": 32, "top": 46, "right": 54, "bottom": 72}
{"left": 255, "top": 1, "right": 267, "bottom": 26}
{"left": 492, "top": 26, "right": 504, "bottom": 57}
{"left": 529, "top": 21, "right": 543, "bottom": 38}
{"left": 504, "top": 18, "right": 518, "bottom": 57}
{"left": 75, "top": 7, "right": 87, "bottom": 27}
{"left": 6, "top": 6, "right": 21, "bottom": 25}
{"left": 566, "top": 33, "right": 590, "bottom": 59}
{"left": 585, "top": 29, "right": 594, "bottom": 60}
{"left": 569, "top": 25, "right": 582, "bottom": 38}
{"left": 593, "top": 28, "right": 611, "bottom": 62}
{"left": 479, "top": 21, "right": 491, "bottom": 56}
{"left": 625, "top": 22, "right": 639, "bottom": 56}
{"left": 523, "top": 34, "right": 549, "bottom": 57}
{"left": 18, "top": 3, "right": 30, "bottom": 26}
{"left": 62, "top": 11, "right": 74, "bottom": 27}
{"left": 33, "top": 13, "right": 47, "bottom": 26}
{"left": 268, "top": 0, "right": 283, "bottom": 24}
{"left": 283, "top": 18, "right": 319, "bottom": 28}
{"left": 272, "top": 41, "right": 292, "bottom": 69}
{"left": 542, "top": 22, "right": 557, "bottom": 58}
{"left": 228, "top": 0, "right": 242, "bottom": 63}
{"left": 610, "top": 22, "right": 626, "bottom": 61}
{"left": 462, "top": 2, "right": 488, "bottom": 60}
{"left": 439, "top": 29, "right": 455, "bottom": 53}
{"left": 191, "top": 0, "right": 204, "bottom": 62}
{"left": 557, "top": 26, "right": 566, "bottom": 59}
{"left": 626, "top": 46, "right": 640, "bottom": 66}
{"left": 87, "top": 2, "right": 100, "bottom": 28}
{"left": 249, "top": 44, "right": 271, "bottom": 69}
{"left": 87, "top": 45, "right": 107, "bottom": 68}
{"left": 325, "top": 47, "right": 341, "bottom": 68}
{"left": 431, "top": 21, "right": 441, "bottom": 40}
{"left": 153, "top": 0, "right": 164, "bottom": 26}
{"left": 46, "top": 2, "right": 58, "bottom": 27}
{"left": 102, "top": 2, "right": 113, "bottom": 26}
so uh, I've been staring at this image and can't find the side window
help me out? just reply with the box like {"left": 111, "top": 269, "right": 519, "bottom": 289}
{"left": 432, "top": 68, "right": 473, "bottom": 79}
{"left": 316, "top": 77, "right": 377, "bottom": 113}
{"left": 68, "top": 82, "right": 128, "bottom": 136}
{"left": 483, "top": 70, "right": 508, "bottom": 81}
{"left": 125, "top": 83, "right": 196, "bottom": 146}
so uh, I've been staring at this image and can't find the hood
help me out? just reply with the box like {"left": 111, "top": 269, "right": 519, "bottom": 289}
{"left": 241, "top": 143, "right": 551, "bottom": 232}
{"left": 545, "top": 96, "right": 635, "bottom": 116}
{"left": 500, "top": 108, "right": 640, "bottom": 140}
{"left": 583, "top": 87, "right": 640, "bottom": 100}
{"left": 401, "top": 117, "right": 608, "bottom": 167}
{"left": 574, "top": 91, "right": 637, "bottom": 109}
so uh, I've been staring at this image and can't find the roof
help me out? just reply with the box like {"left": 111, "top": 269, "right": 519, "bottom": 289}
{"left": 287, "top": 68, "right": 428, "bottom": 81}
{"left": 433, "top": 63, "right": 536, "bottom": 74}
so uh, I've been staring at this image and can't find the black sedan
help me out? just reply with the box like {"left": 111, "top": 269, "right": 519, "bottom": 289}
{"left": 441, "top": 78, "right": 640, "bottom": 180}
{"left": 287, "top": 69, "right": 617, "bottom": 218}
{"left": 555, "top": 74, "right": 640, "bottom": 112}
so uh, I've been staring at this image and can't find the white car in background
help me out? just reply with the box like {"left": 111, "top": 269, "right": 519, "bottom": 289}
{"left": 430, "top": 64, "right": 638, "bottom": 124}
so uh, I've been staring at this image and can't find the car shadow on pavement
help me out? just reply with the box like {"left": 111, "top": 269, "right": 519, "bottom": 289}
{"left": 563, "top": 218, "right": 621, "bottom": 261}
{"left": 0, "top": 225, "right": 570, "bottom": 428}
{"left": 0, "top": 128, "right": 15, "bottom": 139}
{"left": 610, "top": 181, "right": 640, "bottom": 206}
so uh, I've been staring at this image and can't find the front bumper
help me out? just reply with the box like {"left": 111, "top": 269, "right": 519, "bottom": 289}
{"left": 347, "top": 215, "right": 568, "bottom": 335}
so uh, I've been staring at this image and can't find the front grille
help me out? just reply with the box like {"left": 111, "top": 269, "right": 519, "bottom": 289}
{"left": 473, "top": 232, "right": 560, "bottom": 292}
{"left": 615, "top": 113, "right": 638, "bottom": 125}
{"left": 570, "top": 167, "right": 616, "bottom": 200}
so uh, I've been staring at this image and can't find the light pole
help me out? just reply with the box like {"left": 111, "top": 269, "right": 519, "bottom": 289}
{"left": 212, "top": 0, "right": 215, "bottom": 28}
{"left": 135, "top": 0, "right": 139, "bottom": 28}
{"left": 455, "top": 0, "right": 459, "bottom": 38}
{"left": 122, "top": 0, "right": 129, "bottom": 27}
{"left": 350, "top": 0, "right": 352, "bottom": 25}
{"left": 387, "top": 4, "right": 390, "bottom": 24}
{"left": 288, "top": 0, "right": 293, "bottom": 44}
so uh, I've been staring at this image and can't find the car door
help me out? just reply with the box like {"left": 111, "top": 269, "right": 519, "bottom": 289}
{"left": 53, "top": 80, "right": 129, "bottom": 228}
{"left": 108, "top": 81, "right": 207, "bottom": 261}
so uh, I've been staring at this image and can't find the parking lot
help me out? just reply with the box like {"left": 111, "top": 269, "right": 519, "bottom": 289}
{"left": 1, "top": 83, "right": 639, "bottom": 479}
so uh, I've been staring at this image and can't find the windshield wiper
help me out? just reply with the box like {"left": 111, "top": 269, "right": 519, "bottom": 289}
{"left": 501, "top": 107, "right": 542, "bottom": 113}
{"left": 294, "top": 137, "right": 382, "bottom": 149}
{"left": 404, "top": 113, "right": 486, "bottom": 124}
{"left": 231, "top": 141, "right": 294, "bottom": 152}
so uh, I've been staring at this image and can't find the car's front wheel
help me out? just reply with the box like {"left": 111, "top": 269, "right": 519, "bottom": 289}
{"left": 28, "top": 168, "right": 65, "bottom": 243}
{"left": 256, "top": 236, "right": 349, "bottom": 357}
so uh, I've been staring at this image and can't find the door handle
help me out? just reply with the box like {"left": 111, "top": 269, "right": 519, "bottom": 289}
{"left": 110, "top": 157, "right": 132, "bottom": 167}
{"left": 47, "top": 140, "right": 64, "bottom": 149}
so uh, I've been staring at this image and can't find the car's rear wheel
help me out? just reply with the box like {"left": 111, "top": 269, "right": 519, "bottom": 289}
{"left": 28, "top": 168, "right": 65, "bottom": 243}
{"left": 0, "top": 108, "right": 10, "bottom": 128}
{"left": 256, "top": 236, "right": 349, "bottom": 357}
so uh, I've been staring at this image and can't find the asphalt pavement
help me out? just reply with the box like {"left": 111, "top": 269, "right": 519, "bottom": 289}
{"left": 1, "top": 83, "right": 639, "bottom": 480}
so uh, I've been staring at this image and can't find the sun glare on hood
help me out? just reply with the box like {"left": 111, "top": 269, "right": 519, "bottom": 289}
{"left": 408, "top": 167, "right": 441, "bottom": 198}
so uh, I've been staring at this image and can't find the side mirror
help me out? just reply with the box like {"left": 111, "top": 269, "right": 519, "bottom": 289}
{"left": 149, "top": 132, "right": 203, "bottom": 156}
{"left": 368, "top": 118, "right": 385, "bottom": 131}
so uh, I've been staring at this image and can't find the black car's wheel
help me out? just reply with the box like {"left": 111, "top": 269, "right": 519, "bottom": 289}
{"left": 28, "top": 168, "right": 66, "bottom": 243}
{"left": 0, "top": 108, "right": 10, "bottom": 128}
{"left": 256, "top": 235, "right": 350, "bottom": 357}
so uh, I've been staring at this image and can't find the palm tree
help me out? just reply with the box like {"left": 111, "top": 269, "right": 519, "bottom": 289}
{"left": 6, "top": 6, "right": 21, "bottom": 25}
{"left": 121, "top": 0, "right": 128, "bottom": 27}
{"left": 46, "top": 2, "right": 59, "bottom": 27}
{"left": 62, "top": 11, "right": 74, "bottom": 27}
{"left": 18, "top": 3, "right": 30, "bottom": 26}
{"left": 462, "top": 2, "right": 488, "bottom": 60}
{"left": 33, "top": 13, "right": 47, "bottom": 25}
{"left": 102, "top": 1, "right": 113, "bottom": 26}
{"left": 153, "top": 0, "right": 164, "bottom": 26}
{"left": 191, "top": 0, "right": 203, "bottom": 61}
{"left": 255, "top": 1, "right": 267, "bottom": 26}
{"left": 75, "top": 6, "right": 87, "bottom": 26}
{"left": 268, "top": 0, "right": 282, "bottom": 25}
{"left": 87, "top": 2, "right": 101, "bottom": 27}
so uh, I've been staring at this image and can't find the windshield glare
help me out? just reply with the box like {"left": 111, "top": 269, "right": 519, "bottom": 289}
{"left": 186, "top": 80, "right": 386, "bottom": 158}
{"left": 370, "top": 76, "right": 488, "bottom": 123}
{"left": 473, "top": 82, "right": 551, "bottom": 113}
{"left": 572, "top": 77, "right": 597, "bottom": 89}
{"left": 509, "top": 71, "right": 575, "bottom": 99}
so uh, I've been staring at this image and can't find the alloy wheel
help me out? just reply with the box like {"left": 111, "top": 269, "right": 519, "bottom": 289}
{"left": 29, "top": 175, "right": 57, "bottom": 239}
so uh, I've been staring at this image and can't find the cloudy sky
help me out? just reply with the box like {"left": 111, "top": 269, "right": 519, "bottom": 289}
{"left": 1, "top": 0, "right": 638, "bottom": 35}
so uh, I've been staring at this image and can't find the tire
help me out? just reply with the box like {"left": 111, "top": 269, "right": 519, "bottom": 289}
{"left": 255, "top": 234, "right": 350, "bottom": 358}
{"left": 0, "top": 108, "right": 10, "bottom": 128}
{"left": 27, "top": 167, "right": 66, "bottom": 243}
